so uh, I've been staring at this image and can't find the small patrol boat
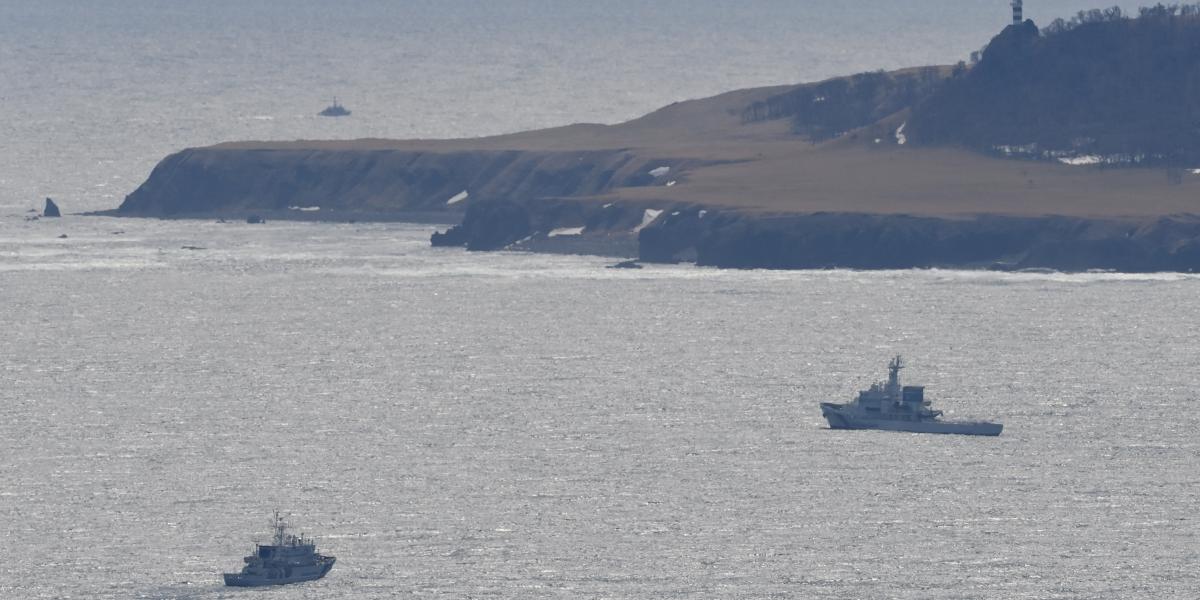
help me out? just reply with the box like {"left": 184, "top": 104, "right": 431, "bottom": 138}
{"left": 820, "top": 356, "right": 1003, "bottom": 436}
{"left": 223, "top": 512, "right": 336, "bottom": 587}
{"left": 318, "top": 98, "right": 351, "bottom": 117}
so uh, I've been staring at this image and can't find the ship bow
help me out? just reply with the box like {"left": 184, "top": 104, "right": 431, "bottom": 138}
{"left": 819, "top": 402, "right": 852, "bottom": 429}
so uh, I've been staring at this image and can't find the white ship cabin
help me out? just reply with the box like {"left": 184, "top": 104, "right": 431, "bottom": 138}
{"left": 852, "top": 356, "right": 942, "bottom": 420}
{"left": 255, "top": 513, "right": 317, "bottom": 559}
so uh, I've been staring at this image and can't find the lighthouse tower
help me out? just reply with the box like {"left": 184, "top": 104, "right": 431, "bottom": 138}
{"left": 1011, "top": 0, "right": 1023, "bottom": 25}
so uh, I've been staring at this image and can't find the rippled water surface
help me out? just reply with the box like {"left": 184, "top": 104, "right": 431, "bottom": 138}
{"left": 2, "top": 217, "right": 1198, "bottom": 598}
{"left": 3, "top": 2, "right": 1199, "bottom": 598}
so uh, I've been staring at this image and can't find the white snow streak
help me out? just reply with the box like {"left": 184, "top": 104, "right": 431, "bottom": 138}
{"left": 633, "top": 209, "right": 663, "bottom": 233}
{"left": 548, "top": 226, "right": 585, "bottom": 237}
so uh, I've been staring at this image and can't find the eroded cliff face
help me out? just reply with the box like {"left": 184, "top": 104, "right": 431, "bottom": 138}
{"left": 116, "top": 147, "right": 687, "bottom": 217}
{"left": 431, "top": 198, "right": 1200, "bottom": 272}
{"left": 430, "top": 198, "right": 652, "bottom": 254}
{"left": 639, "top": 210, "right": 1200, "bottom": 271}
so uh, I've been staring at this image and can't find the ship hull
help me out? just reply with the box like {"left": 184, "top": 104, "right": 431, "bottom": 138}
{"left": 223, "top": 558, "right": 335, "bottom": 587}
{"left": 821, "top": 403, "right": 1002, "bottom": 436}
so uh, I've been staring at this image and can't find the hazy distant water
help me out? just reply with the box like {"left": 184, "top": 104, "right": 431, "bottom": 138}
{"left": 4, "top": 2, "right": 1199, "bottom": 599}
{"left": 2, "top": 217, "right": 1199, "bottom": 599}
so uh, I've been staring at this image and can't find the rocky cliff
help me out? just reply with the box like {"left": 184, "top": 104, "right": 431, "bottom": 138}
{"left": 640, "top": 209, "right": 1200, "bottom": 272}
{"left": 116, "top": 146, "right": 689, "bottom": 219}
{"left": 430, "top": 198, "right": 1200, "bottom": 272}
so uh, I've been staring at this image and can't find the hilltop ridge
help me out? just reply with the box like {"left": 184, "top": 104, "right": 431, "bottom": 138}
{"left": 910, "top": 6, "right": 1200, "bottom": 164}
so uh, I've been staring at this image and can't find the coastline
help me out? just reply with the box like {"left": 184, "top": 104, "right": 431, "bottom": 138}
{"left": 102, "top": 69, "right": 1200, "bottom": 273}
{"left": 83, "top": 207, "right": 460, "bottom": 226}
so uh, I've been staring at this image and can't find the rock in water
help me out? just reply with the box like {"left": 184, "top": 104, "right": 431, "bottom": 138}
{"left": 246, "top": 215, "right": 265, "bottom": 224}
{"left": 430, "top": 200, "right": 531, "bottom": 251}
{"left": 43, "top": 198, "right": 61, "bottom": 217}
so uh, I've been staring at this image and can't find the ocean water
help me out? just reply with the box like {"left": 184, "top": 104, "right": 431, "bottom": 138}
{"left": 2, "top": 2, "right": 1199, "bottom": 598}
{"left": 3, "top": 217, "right": 1199, "bottom": 598}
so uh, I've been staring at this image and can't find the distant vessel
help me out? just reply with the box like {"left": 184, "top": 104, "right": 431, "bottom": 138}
{"left": 607, "top": 259, "right": 643, "bottom": 269}
{"left": 820, "top": 356, "right": 1003, "bottom": 436}
{"left": 223, "top": 512, "right": 335, "bottom": 587}
{"left": 318, "top": 98, "right": 351, "bottom": 117}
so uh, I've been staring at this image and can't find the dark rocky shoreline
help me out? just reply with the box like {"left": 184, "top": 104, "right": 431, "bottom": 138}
{"left": 106, "top": 145, "right": 1200, "bottom": 273}
{"left": 656, "top": 211, "right": 1200, "bottom": 272}
{"left": 102, "top": 194, "right": 1200, "bottom": 273}
{"left": 87, "top": 207, "right": 458, "bottom": 225}
{"left": 431, "top": 199, "right": 1200, "bottom": 272}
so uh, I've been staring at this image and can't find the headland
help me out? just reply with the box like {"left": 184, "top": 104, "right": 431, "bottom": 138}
{"left": 108, "top": 9, "right": 1200, "bottom": 271}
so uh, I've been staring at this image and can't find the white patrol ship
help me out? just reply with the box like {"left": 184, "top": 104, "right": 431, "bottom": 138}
{"left": 820, "top": 356, "right": 1003, "bottom": 436}
{"left": 223, "top": 512, "right": 335, "bottom": 587}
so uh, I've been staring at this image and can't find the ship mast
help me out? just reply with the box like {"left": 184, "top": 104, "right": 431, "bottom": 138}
{"left": 272, "top": 511, "right": 287, "bottom": 545}
{"left": 887, "top": 355, "right": 904, "bottom": 397}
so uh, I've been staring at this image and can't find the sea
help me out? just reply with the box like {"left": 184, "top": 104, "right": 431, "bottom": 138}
{"left": 1, "top": 1, "right": 1197, "bottom": 598}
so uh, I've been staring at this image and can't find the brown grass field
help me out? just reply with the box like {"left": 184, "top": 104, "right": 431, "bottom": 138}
{"left": 217, "top": 77, "right": 1200, "bottom": 219}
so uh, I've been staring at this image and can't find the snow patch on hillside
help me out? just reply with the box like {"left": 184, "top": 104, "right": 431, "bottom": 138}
{"left": 634, "top": 209, "right": 663, "bottom": 233}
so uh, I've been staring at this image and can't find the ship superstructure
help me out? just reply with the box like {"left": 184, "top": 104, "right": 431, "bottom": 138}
{"left": 223, "top": 512, "right": 335, "bottom": 587}
{"left": 819, "top": 356, "right": 1003, "bottom": 436}
{"left": 318, "top": 98, "right": 351, "bottom": 117}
